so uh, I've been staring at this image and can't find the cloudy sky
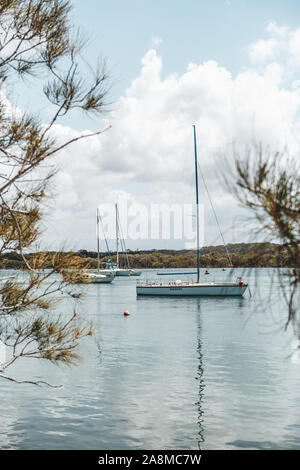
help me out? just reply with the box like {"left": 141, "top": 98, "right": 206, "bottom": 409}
{"left": 10, "top": 0, "right": 300, "bottom": 251}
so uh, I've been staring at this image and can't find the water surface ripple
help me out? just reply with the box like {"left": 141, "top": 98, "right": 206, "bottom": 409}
{"left": 0, "top": 268, "right": 299, "bottom": 450}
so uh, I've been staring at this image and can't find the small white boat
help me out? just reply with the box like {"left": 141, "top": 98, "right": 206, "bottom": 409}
{"left": 114, "top": 268, "right": 131, "bottom": 276}
{"left": 81, "top": 210, "right": 116, "bottom": 284}
{"left": 100, "top": 265, "right": 131, "bottom": 276}
{"left": 130, "top": 269, "right": 142, "bottom": 276}
{"left": 111, "top": 205, "right": 141, "bottom": 276}
{"left": 98, "top": 268, "right": 115, "bottom": 275}
{"left": 82, "top": 272, "right": 114, "bottom": 284}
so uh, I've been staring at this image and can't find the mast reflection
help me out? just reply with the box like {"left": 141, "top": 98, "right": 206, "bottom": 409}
{"left": 195, "top": 298, "right": 205, "bottom": 449}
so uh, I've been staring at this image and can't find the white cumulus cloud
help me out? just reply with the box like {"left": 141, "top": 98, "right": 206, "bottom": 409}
{"left": 249, "top": 38, "right": 279, "bottom": 64}
{"left": 39, "top": 24, "right": 300, "bottom": 250}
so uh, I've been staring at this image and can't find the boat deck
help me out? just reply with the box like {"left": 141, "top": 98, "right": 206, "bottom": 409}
{"left": 137, "top": 281, "right": 247, "bottom": 288}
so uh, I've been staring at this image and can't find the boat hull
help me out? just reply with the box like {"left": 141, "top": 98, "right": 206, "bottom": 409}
{"left": 136, "top": 282, "right": 248, "bottom": 296}
{"left": 89, "top": 277, "right": 114, "bottom": 284}
{"left": 101, "top": 268, "right": 131, "bottom": 276}
{"left": 115, "top": 269, "right": 131, "bottom": 276}
{"left": 83, "top": 272, "right": 114, "bottom": 283}
{"left": 130, "top": 270, "right": 142, "bottom": 276}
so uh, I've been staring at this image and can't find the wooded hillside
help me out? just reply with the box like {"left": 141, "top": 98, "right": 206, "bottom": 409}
{"left": 0, "top": 243, "right": 297, "bottom": 269}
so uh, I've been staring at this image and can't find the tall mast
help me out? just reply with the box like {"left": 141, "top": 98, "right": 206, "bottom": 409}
{"left": 116, "top": 205, "right": 130, "bottom": 269}
{"left": 193, "top": 125, "right": 200, "bottom": 283}
{"left": 96, "top": 208, "right": 100, "bottom": 272}
{"left": 115, "top": 203, "right": 119, "bottom": 268}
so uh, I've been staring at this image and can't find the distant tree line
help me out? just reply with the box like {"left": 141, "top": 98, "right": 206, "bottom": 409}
{"left": 0, "top": 242, "right": 297, "bottom": 270}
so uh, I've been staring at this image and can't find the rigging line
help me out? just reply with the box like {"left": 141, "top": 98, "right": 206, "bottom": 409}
{"left": 98, "top": 212, "right": 114, "bottom": 268}
{"left": 197, "top": 162, "right": 233, "bottom": 268}
{"left": 204, "top": 223, "right": 234, "bottom": 248}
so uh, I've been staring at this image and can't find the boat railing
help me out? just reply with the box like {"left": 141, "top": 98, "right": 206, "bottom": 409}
{"left": 136, "top": 279, "right": 197, "bottom": 287}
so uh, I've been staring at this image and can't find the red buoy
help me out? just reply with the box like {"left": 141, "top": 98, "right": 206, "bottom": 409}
{"left": 124, "top": 310, "right": 130, "bottom": 316}
{"left": 205, "top": 269, "right": 209, "bottom": 275}
{"left": 239, "top": 279, "right": 244, "bottom": 286}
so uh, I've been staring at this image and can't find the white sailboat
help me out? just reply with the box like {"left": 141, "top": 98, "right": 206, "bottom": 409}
{"left": 83, "top": 271, "right": 114, "bottom": 283}
{"left": 136, "top": 279, "right": 248, "bottom": 296}
{"left": 129, "top": 269, "right": 142, "bottom": 276}
{"left": 136, "top": 125, "right": 248, "bottom": 297}
{"left": 111, "top": 204, "right": 141, "bottom": 276}
{"left": 82, "top": 209, "right": 115, "bottom": 284}
{"left": 111, "top": 203, "right": 131, "bottom": 276}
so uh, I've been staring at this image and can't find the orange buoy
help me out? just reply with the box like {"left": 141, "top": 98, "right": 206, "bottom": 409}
{"left": 124, "top": 310, "right": 130, "bottom": 316}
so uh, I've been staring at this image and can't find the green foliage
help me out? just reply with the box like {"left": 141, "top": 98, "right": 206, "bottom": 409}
{"left": 229, "top": 147, "right": 300, "bottom": 331}
{"left": 1, "top": 242, "right": 295, "bottom": 270}
{"left": 0, "top": 1, "right": 109, "bottom": 386}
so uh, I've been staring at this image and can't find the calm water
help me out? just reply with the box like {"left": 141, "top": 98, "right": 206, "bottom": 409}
{"left": 0, "top": 268, "right": 299, "bottom": 450}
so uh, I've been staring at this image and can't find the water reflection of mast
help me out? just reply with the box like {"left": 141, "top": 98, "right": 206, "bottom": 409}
{"left": 195, "top": 299, "right": 205, "bottom": 449}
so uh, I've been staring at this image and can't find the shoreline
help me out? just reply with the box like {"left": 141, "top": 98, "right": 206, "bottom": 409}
{"left": 0, "top": 242, "right": 297, "bottom": 270}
